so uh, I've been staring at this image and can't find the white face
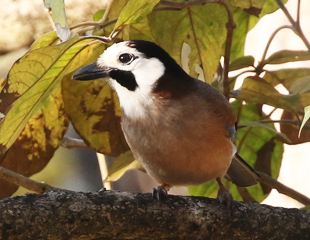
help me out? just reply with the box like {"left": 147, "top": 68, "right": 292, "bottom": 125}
{"left": 97, "top": 41, "right": 165, "bottom": 119}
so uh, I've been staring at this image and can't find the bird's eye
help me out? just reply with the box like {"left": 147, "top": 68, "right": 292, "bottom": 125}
{"left": 119, "top": 53, "right": 134, "bottom": 64}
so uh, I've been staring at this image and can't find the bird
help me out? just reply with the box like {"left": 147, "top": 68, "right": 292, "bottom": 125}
{"left": 72, "top": 40, "right": 260, "bottom": 207}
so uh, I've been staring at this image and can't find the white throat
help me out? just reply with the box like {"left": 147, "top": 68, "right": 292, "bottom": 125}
{"left": 109, "top": 57, "right": 165, "bottom": 120}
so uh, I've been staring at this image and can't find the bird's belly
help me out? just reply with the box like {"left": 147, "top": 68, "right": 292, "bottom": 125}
{"left": 127, "top": 130, "right": 234, "bottom": 186}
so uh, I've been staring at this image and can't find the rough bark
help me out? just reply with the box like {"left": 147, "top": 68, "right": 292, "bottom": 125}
{"left": 0, "top": 189, "right": 309, "bottom": 240}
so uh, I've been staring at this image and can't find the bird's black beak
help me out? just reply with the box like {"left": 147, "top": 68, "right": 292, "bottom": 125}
{"left": 72, "top": 62, "right": 110, "bottom": 81}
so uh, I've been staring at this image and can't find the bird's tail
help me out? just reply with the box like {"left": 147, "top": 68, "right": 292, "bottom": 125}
{"left": 225, "top": 153, "right": 260, "bottom": 187}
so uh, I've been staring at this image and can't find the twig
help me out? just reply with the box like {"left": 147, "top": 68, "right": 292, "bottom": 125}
{"left": 97, "top": 153, "right": 112, "bottom": 190}
{"left": 257, "top": 25, "right": 293, "bottom": 73}
{"left": 0, "top": 166, "right": 54, "bottom": 193}
{"left": 60, "top": 136, "right": 90, "bottom": 149}
{"left": 275, "top": 0, "right": 310, "bottom": 51}
{"left": 99, "top": 0, "right": 115, "bottom": 24}
{"left": 258, "top": 171, "right": 310, "bottom": 206}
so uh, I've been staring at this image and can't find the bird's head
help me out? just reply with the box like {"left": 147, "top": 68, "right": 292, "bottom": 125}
{"left": 72, "top": 40, "right": 191, "bottom": 119}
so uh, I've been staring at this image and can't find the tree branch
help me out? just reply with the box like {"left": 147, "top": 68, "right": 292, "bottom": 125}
{"left": 1, "top": 189, "right": 310, "bottom": 239}
{"left": 258, "top": 171, "right": 310, "bottom": 206}
{"left": 0, "top": 166, "right": 54, "bottom": 193}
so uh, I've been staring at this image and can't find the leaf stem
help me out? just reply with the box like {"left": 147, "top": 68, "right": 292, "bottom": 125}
{"left": 0, "top": 166, "right": 55, "bottom": 193}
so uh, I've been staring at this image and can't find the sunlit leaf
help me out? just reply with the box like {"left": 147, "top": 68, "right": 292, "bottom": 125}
{"left": 93, "top": 9, "right": 106, "bottom": 22}
{"left": 264, "top": 50, "right": 310, "bottom": 65}
{"left": 62, "top": 75, "right": 129, "bottom": 157}
{"left": 149, "top": 4, "right": 227, "bottom": 82}
{"left": 0, "top": 87, "right": 69, "bottom": 198}
{"left": 104, "top": 151, "right": 143, "bottom": 182}
{"left": 0, "top": 36, "right": 93, "bottom": 151}
{"left": 30, "top": 31, "right": 59, "bottom": 50}
{"left": 44, "top": 0, "right": 70, "bottom": 41}
{"left": 230, "top": 0, "right": 288, "bottom": 60}
{"left": 113, "top": 0, "right": 160, "bottom": 34}
{"left": 229, "top": 55, "right": 254, "bottom": 71}
{"left": 235, "top": 76, "right": 302, "bottom": 112}
{"left": 299, "top": 106, "right": 310, "bottom": 137}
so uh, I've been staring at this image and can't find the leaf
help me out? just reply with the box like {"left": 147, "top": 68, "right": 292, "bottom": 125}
{"left": 229, "top": 0, "right": 266, "bottom": 9}
{"left": 62, "top": 74, "right": 129, "bottom": 157}
{"left": 149, "top": 4, "right": 227, "bottom": 82}
{"left": 279, "top": 110, "right": 310, "bottom": 144}
{"left": 289, "top": 75, "right": 310, "bottom": 94}
{"left": 44, "top": 0, "right": 70, "bottom": 41}
{"left": 240, "top": 121, "right": 290, "bottom": 143}
{"left": 264, "top": 50, "right": 310, "bottom": 65}
{"left": 0, "top": 87, "right": 69, "bottom": 198}
{"left": 93, "top": 9, "right": 106, "bottom": 22}
{"left": 230, "top": 0, "right": 288, "bottom": 60}
{"left": 0, "top": 36, "right": 93, "bottom": 151}
{"left": 104, "top": 151, "right": 143, "bottom": 182}
{"left": 29, "top": 31, "right": 59, "bottom": 50}
{"left": 229, "top": 56, "right": 254, "bottom": 71}
{"left": 113, "top": 0, "right": 160, "bottom": 33}
{"left": 235, "top": 76, "right": 302, "bottom": 112}
{"left": 299, "top": 106, "right": 310, "bottom": 137}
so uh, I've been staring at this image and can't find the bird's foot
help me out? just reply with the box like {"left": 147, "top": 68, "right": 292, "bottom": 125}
{"left": 216, "top": 178, "right": 235, "bottom": 215}
{"left": 152, "top": 184, "right": 170, "bottom": 201}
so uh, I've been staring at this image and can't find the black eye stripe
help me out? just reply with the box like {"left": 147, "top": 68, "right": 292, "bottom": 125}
{"left": 109, "top": 69, "right": 138, "bottom": 91}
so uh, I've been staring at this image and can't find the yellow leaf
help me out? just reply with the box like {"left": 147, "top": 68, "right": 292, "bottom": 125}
{"left": 104, "top": 151, "right": 143, "bottom": 182}
{"left": 0, "top": 36, "right": 94, "bottom": 151}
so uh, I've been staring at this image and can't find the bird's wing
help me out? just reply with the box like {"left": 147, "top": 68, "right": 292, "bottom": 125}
{"left": 226, "top": 153, "right": 260, "bottom": 187}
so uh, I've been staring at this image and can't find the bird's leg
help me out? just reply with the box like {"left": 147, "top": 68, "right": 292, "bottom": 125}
{"left": 152, "top": 183, "right": 171, "bottom": 201}
{"left": 216, "top": 177, "right": 234, "bottom": 212}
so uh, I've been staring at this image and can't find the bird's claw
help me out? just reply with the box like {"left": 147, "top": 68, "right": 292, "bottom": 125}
{"left": 217, "top": 184, "right": 235, "bottom": 215}
{"left": 152, "top": 185, "right": 168, "bottom": 201}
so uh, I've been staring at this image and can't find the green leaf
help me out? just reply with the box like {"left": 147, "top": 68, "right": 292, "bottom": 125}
{"left": 235, "top": 76, "right": 302, "bottom": 112}
{"left": 229, "top": 0, "right": 266, "bottom": 9}
{"left": 29, "top": 31, "right": 59, "bottom": 50}
{"left": 149, "top": 4, "right": 227, "bottom": 82}
{"left": 289, "top": 75, "right": 310, "bottom": 94}
{"left": 230, "top": 0, "right": 288, "bottom": 60}
{"left": 44, "top": 0, "right": 70, "bottom": 41}
{"left": 299, "top": 106, "right": 310, "bottom": 137}
{"left": 264, "top": 50, "right": 310, "bottom": 65}
{"left": 113, "top": 0, "right": 160, "bottom": 33}
{"left": 0, "top": 36, "right": 93, "bottom": 151}
{"left": 229, "top": 55, "right": 255, "bottom": 71}
{"left": 104, "top": 151, "right": 143, "bottom": 182}
{"left": 264, "top": 68, "right": 310, "bottom": 88}
{"left": 93, "top": 9, "right": 106, "bottom": 22}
